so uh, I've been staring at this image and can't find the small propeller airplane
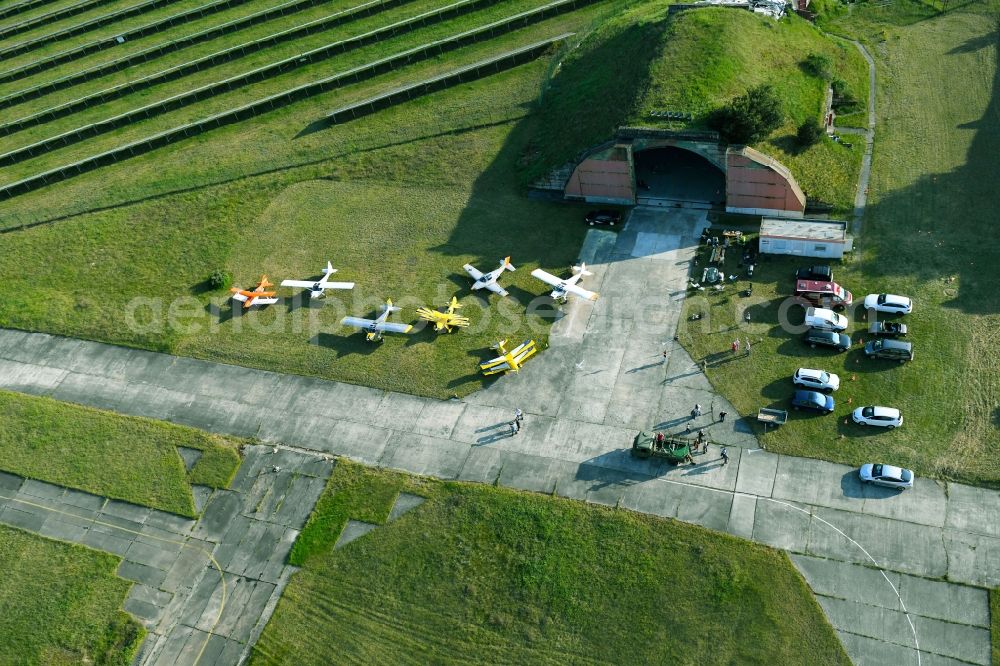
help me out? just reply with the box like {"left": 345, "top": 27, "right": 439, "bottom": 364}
{"left": 531, "top": 264, "right": 599, "bottom": 303}
{"left": 416, "top": 296, "right": 470, "bottom": 333}
{"left": 280, "top": 261, "right": 354, "bottom": 298}
{"left": 463, "top": 256, "right": 515, "bottom": 297}
{"left": 230, "top": 275, "right": 279, "bottom": 309}
{"left": 479, "top": 339, "right": 537, "bottom": 375}
{"left": 341, "top": 299, "right": 413, "bottom": 342}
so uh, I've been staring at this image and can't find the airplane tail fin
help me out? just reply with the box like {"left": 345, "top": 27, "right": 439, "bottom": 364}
{"left": 383, "top": 299, "right": 401, "bottom": 313}
{"left": 324, "top": 261, "right": 335, "bottom": 275}
{"left": 573, "top": 263, "right": 593, "bottom": 276}
{"left": 502, "top": 256, "right": 516, "bottom": 272}
{"left": 448, "top": 296, "right": 462, "bottom": 311}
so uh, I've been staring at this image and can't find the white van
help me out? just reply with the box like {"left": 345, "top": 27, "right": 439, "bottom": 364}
{"left": 805, "top": 307, "right": 848, "bottom": 331}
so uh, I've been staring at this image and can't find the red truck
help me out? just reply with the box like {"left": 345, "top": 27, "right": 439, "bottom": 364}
{"left": 795, "top": 280, "right": 853, "bottom": 309}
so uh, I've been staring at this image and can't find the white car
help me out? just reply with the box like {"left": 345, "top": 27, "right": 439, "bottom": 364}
{"left": 864, "top": 293, "right": 913, "bottom": 314}
{"left": 804, "top": 307, "right": 848, "bottom": 331}
{"left": 793, "top": 368, "right": 840, "bottom": 392}
{"left": 852, "top": 405, "right": 902, "bottom": 428}
{"left": 859, "top": 463, "right": 914, "bottom": 490}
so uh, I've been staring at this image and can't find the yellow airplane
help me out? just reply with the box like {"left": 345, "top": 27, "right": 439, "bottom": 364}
{"left": 479, "top": 339, "right": 537, "bottom": 376}
{"left": 416, "top": 296, "right": 470, "bottom": 333}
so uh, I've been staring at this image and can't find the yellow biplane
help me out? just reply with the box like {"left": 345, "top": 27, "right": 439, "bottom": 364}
{"left": 416, "top": 296, "right": 470, "bottom": 333}
{"left": 479, "top": 339, "right": 537, "bottom": 376}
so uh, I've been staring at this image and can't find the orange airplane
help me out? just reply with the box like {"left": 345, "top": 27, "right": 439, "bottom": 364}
{"left": 230, "top": 275, "right": 279, "bottom": 309}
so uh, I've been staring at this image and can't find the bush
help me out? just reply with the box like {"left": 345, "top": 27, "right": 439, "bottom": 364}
{"left": 831, "top": 78, "right": 861, "bottom": 113}
{"left": 796, "top": 120, "right": 825, "bottom": 148}
{"left": 802, "top": 53, "right": 833, "bottom": 80}
{"left": 708, "top": 84, "right": 784, "bottom": 145}
{"left": 208, "top": 269, "right": 232, "bottom": 290}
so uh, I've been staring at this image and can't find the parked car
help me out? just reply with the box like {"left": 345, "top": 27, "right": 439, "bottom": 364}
{"left": 795, "top": 265, "right": 832, "bottom": 282}
{"left": 805, "top": 307, "right": 848, "bottom": 331}
{"left": 791, "top": 390, "right": 835, "bottom": 414}
{"left": 859, "top": 463, "right": 914, "bottom": 490}
{"left": 852, "top": 405, "right": 903, "bottom": 428}
{"left": 793, "top": 368, "right": 840, "bottom": 392}
{"left": 868, "top": 321, "right": 908, "bottom": 337}
{"left": 864, "top": 339, "right": 913, "bottom": 362}
{"left": 585, "top": 209, "right": 622, "bottom": 226}
{"left": 796, "top": 280, "right": 853, "bottom": 309}
{"left": 863, "top": 293, "right": 913, "bottom": 314}
{"left": 804, "top": 328, "right": 852, "bottom": 351}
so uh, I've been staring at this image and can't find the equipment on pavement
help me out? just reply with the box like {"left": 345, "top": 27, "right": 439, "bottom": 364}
{"left": 631, "top": 431, "right": 693, "bottom": 464}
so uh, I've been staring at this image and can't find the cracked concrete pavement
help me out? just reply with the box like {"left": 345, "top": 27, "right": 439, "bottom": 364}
{"left": 0, "top": 207, "right": 996, "bottom": 665}
{"left": 0, "top": 446, "right": 331, "bottom": 666}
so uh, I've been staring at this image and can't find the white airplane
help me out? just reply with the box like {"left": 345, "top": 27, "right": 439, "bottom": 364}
{"left": 463, "top": 256, "right": 515, "bottom": 297}
{"left": 341, "top": 299, "right": 413, "bottom": 342}
{"left": 280, "top": 261, "right": 354, "bottom": 298}
{"left": 531, "top": 264, "right": 599, "bottom": 302}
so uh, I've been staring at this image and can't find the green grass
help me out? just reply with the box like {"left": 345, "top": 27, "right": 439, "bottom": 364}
{"left": 678, "top": 1, "right": 1000, "bottom": 488}
{"left": 0, "top": 524, "right": 144, "bottom": 665}
{"left": 253, "top": 462, "right": 851, "bottom": 664}
{"left": 0, "top": 18, "right": 614, "bottom": 397}
{"left": 0, "top": 390, "right": 240, "bottom": 515}
{"left": 992, "top": 587, "right": 1000, "bottom": 666}
{"left": 521, "top": 5, "right": 867, "bottom": 211}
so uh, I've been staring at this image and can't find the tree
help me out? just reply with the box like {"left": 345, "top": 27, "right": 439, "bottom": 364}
{"left": 802, "top": 53, "right": 833, "bottom": 80}
{"left": 796, "top": 120, "right": 825, "bottom": 149}
{"left": 708, "top": 84, "right": 784, "bottom": 145}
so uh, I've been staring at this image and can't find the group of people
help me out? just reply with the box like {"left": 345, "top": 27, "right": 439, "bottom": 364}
{"left": 731, "top": 338, "right": 752, "bottom": 355}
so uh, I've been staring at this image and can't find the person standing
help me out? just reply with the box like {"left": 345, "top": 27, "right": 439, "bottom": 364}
{"left": 745, "top": 338, "right": 752, "bottom": 355}
{"left": 694, "top": 403, "right": 702, "bottom": 417}
{"left": 514, "top": 408, "right": 523, "bottom": 424}
{"left": 720, "top": 447, "right": 729, "bottom": 465}
{"left": 719, "top": 410, "right": 728, "bottom": 423}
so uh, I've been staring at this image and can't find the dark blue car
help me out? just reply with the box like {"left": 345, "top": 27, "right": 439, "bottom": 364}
{"left": 791, "top": 390, "right": 835, "bottom": 414}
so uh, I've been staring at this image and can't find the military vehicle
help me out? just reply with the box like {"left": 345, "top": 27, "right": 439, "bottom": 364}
{"left": 631, "top": 431, "right": 693, "bottom": 464}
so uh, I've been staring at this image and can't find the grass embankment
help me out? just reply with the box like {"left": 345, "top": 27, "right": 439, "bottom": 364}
{"left": 0, "top": 524, "right": 144, "bottom": 665}
{"left": 0, "top": 0, "right": 558, "bottom": 155}
{"left": 253, "top": 462, "right": 850, "bottom": 664}
{"left": 680, "top": 2, "right": 1000, "bottom": 487}
{"left": 522, "top": 5, "right": 867, "bottom": 211}
{"left": 0, "top": 390, "right": 240, "bottom": 514}
{"left": 992, "top": 587, "right": 1000, "bottom": 666}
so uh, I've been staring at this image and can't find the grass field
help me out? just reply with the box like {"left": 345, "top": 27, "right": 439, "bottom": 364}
{"left": 679, "top": 1, "right": 1000, "bottom": 487}
{"left": 992, "top": 587, "right": 1000, "bottom": 666}
{"left": 0, "top": 0, "right": 622, "bottom": 398}
{"left": 0, "top": 390, "right": 240, "bottom": 515}
{"left": 253, "top": 461, "right": 850, "bottom": 664}
{"left": 0, "top": 524, "right": 144, "bottom": 665}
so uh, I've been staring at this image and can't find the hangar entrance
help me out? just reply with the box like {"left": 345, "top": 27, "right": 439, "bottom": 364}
{"left": 634, "top": 146, "right": 726, "bottom": 206}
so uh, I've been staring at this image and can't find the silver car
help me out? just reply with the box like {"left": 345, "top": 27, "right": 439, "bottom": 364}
{"left": 859, "top": 463, "right": 914, "bottom": 490}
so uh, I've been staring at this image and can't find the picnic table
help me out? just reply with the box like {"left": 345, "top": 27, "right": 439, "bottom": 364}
{"left": 710, "top": 245, "right": 726, "bottom": 264}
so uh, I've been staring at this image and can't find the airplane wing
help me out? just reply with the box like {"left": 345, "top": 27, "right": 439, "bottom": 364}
{"left": 249, "top": 296, "right": 279, "bottom": 306}
{"left": 321, "top": 281, "right": 355, "bottom": 290}
{"left": 231, "top": 292, "right": 250, "bottom": 302}
{"left": 562, "top": 282, "right": 599, "bottom": 301}
{"left": 463, "top": 264, "right": 484, "bottom": 280}
{"left": 280, "top": 279, "right": 319, "bottom": 288}
{"left": 376, "top": 322, "right": 413, "bottom": 334}
{"left": 531, "top": 269, "right": 563, "bottom": 288}
{"left": 479, "top": 356, "right": 512, "bottom": 375}
{"left": 341, "top": 316, "right": 375, "bottom": 330}
{"left": 485, "top": 282, "right": 508, "bottom": 297}
{"left": 510, "top": 340, "right": 537, "bottom": 363}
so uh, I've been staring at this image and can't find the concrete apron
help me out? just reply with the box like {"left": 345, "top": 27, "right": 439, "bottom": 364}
{"left": 0, "top": 207, "right": 995, "bottom": 665}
